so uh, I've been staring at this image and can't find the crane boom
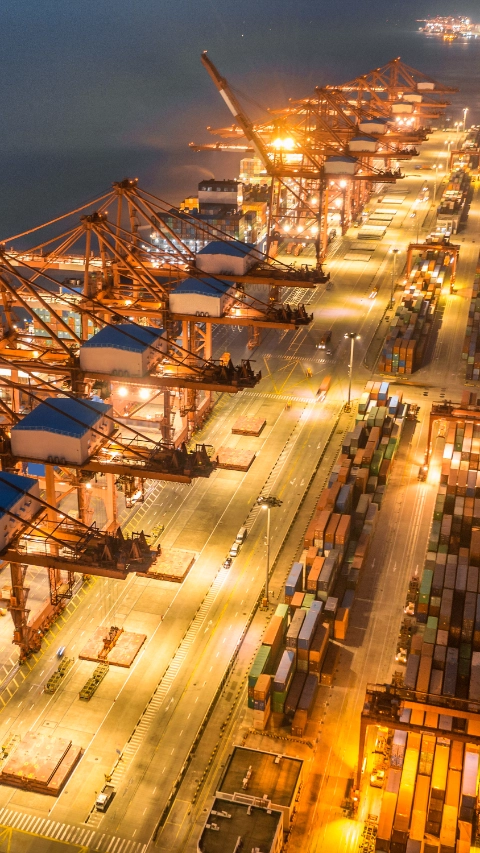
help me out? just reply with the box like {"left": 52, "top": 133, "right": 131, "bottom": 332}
{"left": 201, "top": 52, "right": 273, "bottom": 168}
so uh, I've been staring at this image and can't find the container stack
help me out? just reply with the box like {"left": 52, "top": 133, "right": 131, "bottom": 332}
{"left": 463, "top": 253, "right": 480, "bottom": 380}
{"left": 247, "top": 382, "right": 411, "bottom": 735}
{"left": 403, "top": 419, "right": 480, "bottom": 704}
{"left": 378, "top": 249, "right": 451, "bottom": 375}
{"left": 436, "top": 168, "right": 470, "bottom": 234}
{"left": 375, "top": 734, "right": 479, "bottom": 853}
{"left": 374, "top": 415, "right": 480, "bottom": 850}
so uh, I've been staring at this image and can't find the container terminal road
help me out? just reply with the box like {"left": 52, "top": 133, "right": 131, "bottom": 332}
{"left": 0, "top": 63, "right": 478, "bottom": 853}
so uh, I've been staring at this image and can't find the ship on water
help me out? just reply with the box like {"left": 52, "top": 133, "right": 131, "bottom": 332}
{"left": 418, "top": 15, "right": 479, "bottom": 38}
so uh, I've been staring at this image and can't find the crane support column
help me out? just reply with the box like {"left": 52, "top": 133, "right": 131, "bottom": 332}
{"left": 45, "top": 464, "right": 63, "bottom": 596}
{"left": 9, "top": 562, "right": 36, "bottom": 661}
{"left": 106, "top": 472, "right": 118, "bottom": 532}
{"left": 161, "top": 389, "right": 172, "bottom": 444}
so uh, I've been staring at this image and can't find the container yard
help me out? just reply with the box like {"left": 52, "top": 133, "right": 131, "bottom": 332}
{"left": 435, "top": 169, "right": 470, "bottom": 235}
{"left": 360, "top": 403, "right": 480, "bottom": 852}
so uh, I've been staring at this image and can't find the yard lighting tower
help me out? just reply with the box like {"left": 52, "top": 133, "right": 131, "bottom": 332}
{"left": 391, "top": 248, "right": 399, "bottom": 307}
{"left": 344, "top": 332, "right": 360, "bottom": 410}
{"left": 257, "top": 495, "right": 283, "bottom": 606}
{"left": 463, "top": 107, "right": 469, "bottom": 132}
{"left": 433, "top": 164, "right": 439, "bottom": 202}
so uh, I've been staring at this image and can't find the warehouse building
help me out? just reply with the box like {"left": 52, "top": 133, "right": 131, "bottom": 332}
{"left": 198, "top": 798, "right": 283, "bottom": 853}
{"left": 216, "top": 746, "right": 303, "bottom": 827}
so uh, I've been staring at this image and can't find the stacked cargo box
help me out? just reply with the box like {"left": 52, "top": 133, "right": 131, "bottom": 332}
{"left": 378, "top": 250, "right": 450, "bottom": 375}
{"left": 247, "top": 603, "right": 289, "bottom": 714}
{"left": 375, "top": 736, "right": 479, "bottom": 853}
{"left": 252, "top": 674, "right": 271, "bottom": 730}
{"left": 463, "top": 253, "right": 480, "bottom": 380}
{"left": 436, "top": 168, "right": 470, "bottom": 234}
{"left": 375, "top": 417, "right": 480, "bottom": 849}
{"left": 407, "top": 420, "right": 480, "bottom": 704}
{"left": 247, "top": 382, "right": 409, "bottom": 734}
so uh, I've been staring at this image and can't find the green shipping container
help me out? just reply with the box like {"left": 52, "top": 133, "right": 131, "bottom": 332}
{"left": 248, "top": 645, "right": 271, "bottom": 688}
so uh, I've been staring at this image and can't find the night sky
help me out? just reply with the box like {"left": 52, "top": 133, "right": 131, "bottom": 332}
{"left": 1, "top": 0, "right": 479, "bottom": 235}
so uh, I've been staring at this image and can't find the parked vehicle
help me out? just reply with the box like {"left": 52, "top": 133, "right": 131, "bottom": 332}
{"left": 229, "top": 541, "right": 241, "bottom": 558}
{"left": 96, "top": 784, "right": 115, "bottom": 812}
{"left": 236, "top": 527, "right": 247, "bottom": 543}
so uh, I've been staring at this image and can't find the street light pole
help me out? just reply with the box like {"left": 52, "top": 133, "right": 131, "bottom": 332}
{"left": 344, "top": 332, "right": 359, "bottom": 410}
{"left": 340, "top": 180, "right": 347, "bottom": 235}
{"left": 391, "top": 248, "right": 399, "bottom": 307}
{"left": 257, "top": 495, "right": 283, "bottom": 606}
{"left": 433, "top": 164, "right": 438, "bottom": 202}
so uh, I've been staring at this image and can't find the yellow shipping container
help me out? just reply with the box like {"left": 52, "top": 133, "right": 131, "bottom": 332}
{"left": 377, "top": 791, "right": 397, "bottom": 842}
{"left": 440, "top": 804, "right": 457, "bottom": 849}
{"left": 445, "top": 767, "right": 461, "bottom": 808}
{"left": 393, "top": 732, "right": 421, "bottom": 832}
{"left": 431, "top": 743, "right": 450, "bottom": 794}
{"left": 409, "top": 774, "right": 430, "bottom": 840}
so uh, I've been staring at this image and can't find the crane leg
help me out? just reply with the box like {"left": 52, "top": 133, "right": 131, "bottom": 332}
{"left": 105, "top": 472, "right": 118, "bottom": 531}
{"left": 48, "top": 568, "right": 75, "bottom": 606}
{"left": 248, "top": 326, "right": 261, "bottom": 349}
{"left": 9, "top": 562, "right": 37, "bottom": 661}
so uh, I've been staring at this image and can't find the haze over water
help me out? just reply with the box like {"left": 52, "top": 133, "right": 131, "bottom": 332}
{"left": 1, "top": 1, "right": 480, "bottom": 242}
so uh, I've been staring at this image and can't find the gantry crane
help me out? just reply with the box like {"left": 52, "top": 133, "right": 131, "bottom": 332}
{"left": 0, "top": 471, "right": 162, "bottom": 660}
{"left": 198, "top": 52, "right": 412, "bottom": 263}
{"left": 194, "top": 54, "right": 454, "bottom": 257}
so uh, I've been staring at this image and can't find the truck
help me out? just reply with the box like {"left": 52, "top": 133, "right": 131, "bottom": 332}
{"left": 96, "top": 784, "right": 115, "bottom": 812}
{"left": 316, "top": 376, "right": 331, "bottom": 401}
{"left": 317, "top": 330, "right": 332, "bottom": 350}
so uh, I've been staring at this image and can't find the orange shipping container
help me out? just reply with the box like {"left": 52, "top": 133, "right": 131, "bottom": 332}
{"left": 324, "top": 513, "right": 341, "bottom": 548}
{"left": 335, "top": 515, "right": 351, "bottom": 547}
{"left": 307, "top": 557, "right": 324, "bottom": 593}
{"left": 263, "top": 615, "right": 283, "bottom": 649}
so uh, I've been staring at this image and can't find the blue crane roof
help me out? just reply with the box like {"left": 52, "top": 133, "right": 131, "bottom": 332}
{"left": 171, "top": 277, "right": 232, "bottom": 296}
{"left": 12, "top": 398, "right": 110, "bottom": 439}
{"left": 197, "top": 240, "right": 256, "bottom": 258}
{"left": 326, "top": 155, "right": 357, "bottom": 163}
{"left": 0, "top": 472, "right": 38, "bottom": 519}
{"left": 81, "top": 324, "right": 164, "bottom": 353}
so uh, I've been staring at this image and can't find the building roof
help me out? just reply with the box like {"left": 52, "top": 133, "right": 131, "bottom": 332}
{"left": 0, "top": 472, "right": 38, "bottom": 519}
{"left": 219, "top": 747, "right": 302, "bottom": 808}
{"left": 170, "top": 276, "right": 232, "bottom": 297}
{"left": 12, "top": 398, "right": 110, "bottom": 439}
{"left": 197, "top": 240, "right": 256, "bottom": 258}
{"left": 81, "top": 324, "right": 163, "bottom": 353}
{"left": 198, "top": 798, "right": 282, "bottom": 853}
